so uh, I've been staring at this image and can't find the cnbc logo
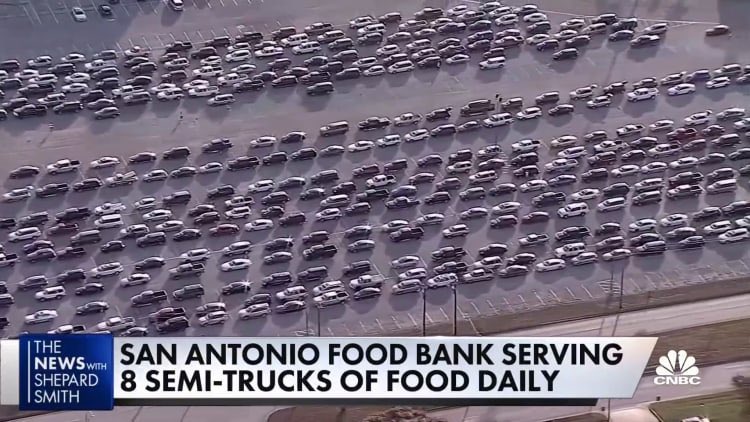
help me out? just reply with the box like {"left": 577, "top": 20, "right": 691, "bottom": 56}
{"left": 653, "top": 349, "right": 701, "bottom": 385}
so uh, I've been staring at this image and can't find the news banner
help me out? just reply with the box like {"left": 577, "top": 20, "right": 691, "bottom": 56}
{"left": 0, "top": 336, "right": 659, "bottom": 410}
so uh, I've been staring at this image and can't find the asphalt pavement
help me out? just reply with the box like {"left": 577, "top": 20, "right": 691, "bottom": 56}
{"left": 0, "top": 1, "right": 750, "bottom": 339}
{"left": 11, "top": 292, "right": 750, "bottom": 422}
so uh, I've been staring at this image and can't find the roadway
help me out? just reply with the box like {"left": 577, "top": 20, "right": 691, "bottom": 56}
{"left": 0, "top": 3, "right": 750, "bottom": 339}
{"left": 11, "top": 292, "right": 750, "bottom": 422}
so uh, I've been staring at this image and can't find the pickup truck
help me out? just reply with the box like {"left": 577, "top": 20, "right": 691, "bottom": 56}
{"left": 0, "top": 253, "right": 18, "bottom": 267}
{"left": 105, "top": 171, "right": 138, "bottom": 187}
{"left": 46, "top": 159, "right": 81, "bottom": 175}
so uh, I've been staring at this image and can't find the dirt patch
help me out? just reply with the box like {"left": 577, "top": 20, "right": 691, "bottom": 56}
{"left": 650, "top": 390, "right": 750, "bottom": 422}
{"left": 398, "top": 275, "right": 750, "bottom": 337}
{"left": 267, "top": 406, "right": 444, "bottom": 422}
{"left": 645, "top": 318, "right": 750, "bottom": 372}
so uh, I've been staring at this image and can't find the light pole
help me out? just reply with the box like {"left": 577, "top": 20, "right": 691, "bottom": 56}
{"left": 618, "top": 263, "right": 626, "bottom": 310}
{"left": 421, "top": 287, "right": 427, "bottom": 336}
{"left": 452, "top": 284, "right": 458, "bottom": 336}
{"left": 317, "top": 306, "right": 321, "bottom": 337}
{"left": 305, "top": 308, "right": 310, "bottom": 336}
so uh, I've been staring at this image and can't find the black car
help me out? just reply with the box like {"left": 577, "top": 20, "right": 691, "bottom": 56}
{"left": 134, "top": 257, "right": 166, "bottom": 270}
{"left": 101, "top": 240, "right": 125, "bottom": 253}
{"left": 57, "top": 246, "right": 86, "bottom": 260}
{"left": 265, "top": 237, "right": 294, "bottom": 252}
{"left": 156, "top": 316, "right": 190, "bottom": 333}
{"left": 222, "top": 281, "right": 252, "bottom": 296}
{"left": 56, "top": 269, "right": 86, "bottom": 284}
{"left": 207, "top": 185, "right": 235, "bottom": 199}
{"left": 9, "top": 166, "right": 40, "bottom": 178}
{"left": 14, "top": 104, "right": 47, "bottom": 118}
{"left": 73, "top": 178, "right": 103, "bottom": 192}
{"left": 76, "top": 301, "right": 109, "bottom": 315}
{"left": 390, "top": 227, "right": 425, "bottom": 242}
{"left": 202, "top": 138, "right": 233, "bottom": 153}
{"left": 228, "top": 156, "right": 260, "bottom": 171}
{"left": 37, "top": 183, "right": 70, "bottom": 197}
{"left": 75, "top": 283, "right": 105, "bottom": 296}
{"left": 173, "top": 229, "right": 202, "bottom": 242}
{"left": 425, "top": 107, "right": 453, "bottom": 121}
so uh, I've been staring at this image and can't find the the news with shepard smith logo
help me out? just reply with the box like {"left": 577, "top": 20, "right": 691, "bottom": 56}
{"left": 18, "top": 334, "right": 114, "bottom": 410}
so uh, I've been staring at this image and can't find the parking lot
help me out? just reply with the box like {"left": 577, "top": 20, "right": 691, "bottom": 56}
{"left": 1, "top": 0, "right": 750, "bottom": 338}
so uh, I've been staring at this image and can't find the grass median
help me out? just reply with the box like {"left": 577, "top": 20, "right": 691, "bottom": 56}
{"left": 650, "top": 390, "right": 750, "bottom": 421}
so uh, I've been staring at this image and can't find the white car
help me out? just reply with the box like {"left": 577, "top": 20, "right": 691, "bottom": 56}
{"left": 545, "top": 158, "right": 579, "bottom": 172}
{"left": 550, "top": 135, "right": 578, "bottom": 148}
{"left": 119, "top": 273, "right": 151, "bottom": 287}
{"left": 706, "top": 76, "right": 731, "bottom": 89}
{"left": 90, "top": 156, "right": 120, "bottom": 169}
{"left": 536, "top": 259, "right": 566, "bottom": 272}
{"left": 71, "top": 7, "right": 87, "bottom": 21}
{"left": 425, "top": 274, "right": 457, "bottom": 289}
{"left": 519, "top": 179, "right": 548, "bottom": 192}
{"left": 703, "top": 220, "right": 733, "bottom": 235}
{"left": 569, "top": 84, "right": 597, "bottom": 100}
{"left": 495, "top": 14, "right": 519, "bottom": 26}
{"left": 154, "top": 220, "right": 184, "bottom": 232}
{"left": 25, "top": 310, "right": 58, "bottom": 324}
{"left": 596, "top": 197, "right": 626, "bottom": 212}
{"left": 516, "top": 107, "right": 542, "bottom": 120}
{"left": 376, "top": 134, "right": 402, "bottom": 147}
{"left": 491, "top": 201, "right": 521, "bottom": 214}
{"left": 250, "top": 136, "right": 277, "bottom": 148}
{"left": 387, "top": 61, "right": 415, "bottom": 74}
{"left": 143, "top": 209, "right": 173, "bottom": 222}
{"left": 188, "top": 85, "right": 220, "bottom": 98}
{"left": 445, "top": 54, "right": 470, "bottom": 65}
{"left": 719, "top": 228, "right": 750, "bottom": 244}
{"left": 61, "top": 82, "right": 89, "bottom": 93}
{"left": 571, "top": 188, "right": 600, "bottom": 201}
{"left": 143, "top": 170, "right": 168, "bottom": 182}
{"left": 64, "top": 72, "right": 90, "bottom": 83}
{"left": 94, "top": 202, "right": 126, "bottom": 216}
{"left": 91, "top": 262, "right": 124, "bottom": 278}
{"left": 404, "top": 129, "right": 430, "bottom": 142}
{"left": 616, "top": 124, "right": 645, "bottom": 137}
{"left": 479, "top": 57, "right": 506, "bottom": 70}
{"left": 684, "top": 111, "right": 713, "bottom": 126}
{"left": 415, "top": 213, "right": 445, "bottom": 227}
{"left": 669, "top": 157, "right": 699, "bottom": 170}
{"left": 363, "top": 65, "right": 386, "bottom": 77}
{"left": 660, "top": 214, "right": 689, "bottom": 228}
{"left": 133, "top": 197, "right": 157, "bottom": 211}
{"left": 254, "top": 46, "right": 284, "bottom": 58}
{"left": 199, "top": 310, "right": 230, "bottom": 326}
{"left": 231, "top": 64, "right": 257, "bottom": 74}
{"left": 198, "top": 162, "right": 224, "bottom": 174}
{"left": 629, "top": 219, "right": 657, "bottom": 233}
{"left": 239, "top": 304, "right": 271, "bottom": 319}
{"left": 3, "top": 186, "right": 33, "bottom": 202}
{"left": 526, "top": 34, "right": 550, "bottom": 45}
{"left": 315, "top": 208, "right": 342, "bottom": 221}
{"left": 217, "top": 73, "right": 248, "bottom": 86}
{"left": 394, "top": 112, "right": 421, "bottom": 126}
{"left": 9, "top": 227, "right": 42, "bottom": 242}
{"left": 61, "top": 52, "right": 87, "bottom": 63}
{"left": 512, "top": 139, "right": 541, "bottom": 153}
{"left": 735, "top": 216, "right": 750, "bottom": 228}
{"left": 483, "top": 113, "right": 514, "bottom": 127}
{"left": 182, "top": 79, "right": 209, "bottom": 91}
{"left": 667, "top": 83, "right": 696, "bottom": 96}
{"left": 391, "top": 255, "right": 420, "bottom": 269}
{"left": 602, "top": 248, "right": 632, "bottom": 261}
{"left": 649, "top": 119, "right": 675, "bottom": 132}
{"left": 557, "top": 146, "right": 587, "bottom": 159}
{"left": 225, "top": 49, "right": 252, "bottom": 63}
{"left": 245, "top": 219, "right": 274, "bottom": 232}
{"left": 376, "top": 44, "right": 401, "bottom": 57}
{"left": 248, "top": 180, "right": 275, "bottom": 193}
{"left": 611, "top": 164, "right": 640, "bottom": 177}
{"left": 442, "top": 224, "right": 470, "bottom": 238}
{"left": 586, "top": 95, "right": 612, "bottom": 108}
{"left": 347, "top": 140, "right": 375, "bottom": 152}
{"left": 524, "top": 12, "right": 548, "bottom": 23}
{"left": 640, "top": 161, "right": 668, "bottom": 174}
{"left": 180, "top": 248, "right": 211, "bottom": 262}
{"left": 381, "top": 220, "right": 410, "bottom": 232}
{"left": 221, "top": 259, "right": 251, "bottom": 272}
{"left": 96, "top": 316, "right": 135, "bottom": 332}
{"left": 626, "top": 88, "right": 658, "bottom": 102}
{"left": 225, "top": 206, "right": 251, "bottom": 219}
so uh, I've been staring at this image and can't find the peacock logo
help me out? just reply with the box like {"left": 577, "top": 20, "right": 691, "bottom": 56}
{"left": 654, "top": 350, "right": 701, "bottom": 385}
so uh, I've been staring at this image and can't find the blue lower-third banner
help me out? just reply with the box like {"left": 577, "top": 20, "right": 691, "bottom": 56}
{"left": 18, "top": 334, "right": 114, "bottom": 410}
